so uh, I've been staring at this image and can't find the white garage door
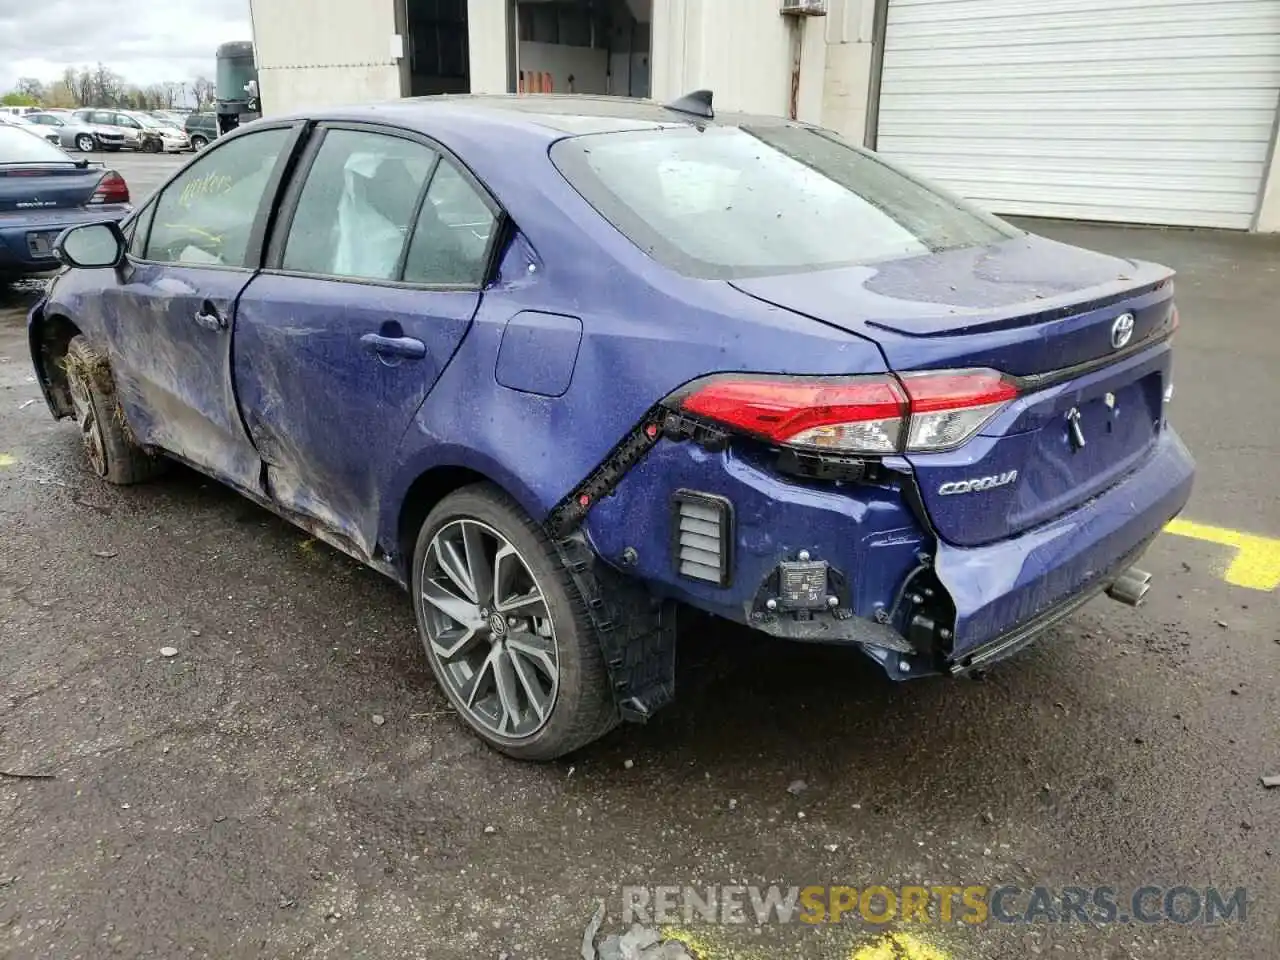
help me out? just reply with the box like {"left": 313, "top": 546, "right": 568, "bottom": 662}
{"left": 876, "top": 0, "right": 1280, "bottom": 228}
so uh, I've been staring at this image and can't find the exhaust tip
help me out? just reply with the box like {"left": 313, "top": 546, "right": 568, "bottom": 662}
{"left": 1107, "top": 567, "right": 1153, "bottom": 607}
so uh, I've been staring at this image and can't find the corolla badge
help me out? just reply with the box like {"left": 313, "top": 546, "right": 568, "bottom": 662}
{"left": 938, "top": 470, "right": 1018, "bottom": 496}
{"left": 1111, "top": 312, "right": 1135, "bottom": 349}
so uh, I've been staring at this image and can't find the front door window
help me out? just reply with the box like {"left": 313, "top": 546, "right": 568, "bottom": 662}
{"left": 143, "top": 128, "right": 291, "bottom": 268}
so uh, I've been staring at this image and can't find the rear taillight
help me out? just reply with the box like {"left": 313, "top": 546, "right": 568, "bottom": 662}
{"left": 89, "top": 170, "right": 129, "bottom": 205}
{"left": 898, "top": 370, "right": 1018, "bottom": 452}
{"left": 670, "top": 369, "right": 1019, "bottom": 455}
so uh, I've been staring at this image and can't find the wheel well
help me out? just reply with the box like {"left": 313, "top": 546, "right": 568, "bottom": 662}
{"left": 35, "top": 313, "right": 82, "bottom": 417}
{"left": 396, "top": 466, "right": 490, "bottom": 573}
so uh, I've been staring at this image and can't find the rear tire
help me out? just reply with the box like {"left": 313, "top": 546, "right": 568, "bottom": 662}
{"left": 190, "top": 135, "right": 208, "bottom": 151}
{"left": 411, "top": 484, "right": 618, "bottom": 760}
{"left": 64, "top": 336, "right": 166, "bottom": 485}
{"left": 75, "top": 134, "right": 95, "bottom": 153}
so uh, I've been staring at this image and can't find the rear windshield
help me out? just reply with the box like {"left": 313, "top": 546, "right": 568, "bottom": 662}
{"left": 0, "top": 125, "right": 71, "bottom": 165}
{"left": 551, "top": 124, "right": 1018, "bottom": 280}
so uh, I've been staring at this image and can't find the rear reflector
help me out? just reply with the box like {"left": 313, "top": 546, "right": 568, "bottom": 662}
{"left": 672, "top": 491, "right": 732, "bottom": 586}
{"left": 89, "top": 170, "right": 129, "bottom": 205}
{"left": 670, "top": 369, "right": 1019, "bottom": 455}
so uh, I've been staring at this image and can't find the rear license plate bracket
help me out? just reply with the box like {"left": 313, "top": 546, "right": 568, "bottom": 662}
{"left": 26, "top": 231, "right": 57, "bottom": 258}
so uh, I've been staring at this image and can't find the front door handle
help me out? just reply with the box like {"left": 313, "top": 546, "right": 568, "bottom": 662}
{"left": 360, "top": 332, "right": 426, "bottom": 360}
{"left": 193, "top": 302, "right": 226, "bottom": 331}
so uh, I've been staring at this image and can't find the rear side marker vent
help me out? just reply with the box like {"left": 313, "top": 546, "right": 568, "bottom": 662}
{"left": 672, "top": 490, "right": 733, "bottom": 587}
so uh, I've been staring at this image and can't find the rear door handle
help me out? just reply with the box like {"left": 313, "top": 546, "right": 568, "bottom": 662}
{"left": 193, "top": 302, "right": 226, "bottom": 331}
{"left": 360, "top": 332, "right": 426, "bottom": 360}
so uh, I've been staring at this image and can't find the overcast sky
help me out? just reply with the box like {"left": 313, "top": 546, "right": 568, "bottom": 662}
{"left": 0, "top": 0, "right": 253, "bottom": 93}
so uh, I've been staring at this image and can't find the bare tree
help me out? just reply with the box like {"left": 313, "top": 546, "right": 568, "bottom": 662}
{"left": 91, "top": 62, "right": 124, "bottom": 107}
{"left": 54, "top": 67, "right": 81, "bottom": 107}
{"left": 16, "top": 77, "right": 45, "bottom": 103}
{"left": 75, "top": 68, "right": 94, "bottom": 108}
{"left": 192, "top": 76, "right": 215, "bottom": 109}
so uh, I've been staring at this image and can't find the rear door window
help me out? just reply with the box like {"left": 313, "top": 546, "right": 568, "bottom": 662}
{"left": 144, "top": 128, "right": 291, "bottom": 268}
{"left": 282, "top": 128, "right": 437, "bottom": 281}
{"left": 402, "top": 159, "right": 497, "bottom": 286}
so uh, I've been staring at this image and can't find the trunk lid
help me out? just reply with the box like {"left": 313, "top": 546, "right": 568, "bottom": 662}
{"left": 0, "top": 163, "right": 104, "bottom": 212}
{"left": 731, "top": 233, "right": 1178, "bottom": 546}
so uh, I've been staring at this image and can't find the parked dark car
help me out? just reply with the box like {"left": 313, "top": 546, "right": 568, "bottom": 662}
{"left": 28, "top": 94, "right": 1193, "bottom": 760}
{"left": 0, "top": 125, "right": 130, "bottom": 281}
{"left": 183, "top": 112, "right": 218, "bottom": 150}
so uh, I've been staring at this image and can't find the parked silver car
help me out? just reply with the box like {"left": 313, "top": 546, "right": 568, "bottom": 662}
{"left": 0, "top": 114, "right": 62, "bottom": 147}
{"left": 130, "top": 112, "right": 192, "bottom": 153}
{"left": 70, "top": 109, "right": 144, "bottom": 150}
{"left": 24, "top": 112, "right": 126, "bottom": 153}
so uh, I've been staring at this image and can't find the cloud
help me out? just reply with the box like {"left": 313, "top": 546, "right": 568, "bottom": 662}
{"left": 0, "top": 0, "right": 253, "bottom": 92}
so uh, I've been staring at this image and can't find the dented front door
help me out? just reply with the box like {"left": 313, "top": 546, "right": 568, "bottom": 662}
{"left": 104, "top": 125, "right": 297, "bottom": 493}
{"left": 106, "top": 261, "right": 263, "bottom": 492}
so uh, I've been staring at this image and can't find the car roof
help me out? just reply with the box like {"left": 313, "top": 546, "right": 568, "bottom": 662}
{"left": 290, "top": 93, "right": 791, "bottom": 144}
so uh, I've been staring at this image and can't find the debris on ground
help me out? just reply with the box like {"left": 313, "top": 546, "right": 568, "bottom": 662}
{"left": 91, "top": 549, "right": 118, "bottom": 559}
{"left": 580, "top": 900, "right": 606, "bottom": 960}
{"left": 594, "top": 924, "right": 697, "bottom": 960}
{"left": 786, "top": 779, "right": 807, "bottom": 796}
{"left": 0, "top": 770, "right": 55, "bottom": 781}
{"left": 159, "top": 647, "right": 179, "bottom": 658}
{"left": 623, "top": 759, "right": 634, "bottom": 770}
{"left": 1261, "top": 775, "right": 1280, "bottom": 789}
{"left": 371, "top": 714, "right": 386, "bottom": 727}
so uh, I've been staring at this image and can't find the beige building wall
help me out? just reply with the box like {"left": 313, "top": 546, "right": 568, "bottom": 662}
{"left": 252, "top": 0, "right": 402, "bottom": 112}
{"left": 1254, "top": 111, "right": 1280, "bottom": 232}
{"left": 467, "top": 0, "right": 511, "bottom": 94}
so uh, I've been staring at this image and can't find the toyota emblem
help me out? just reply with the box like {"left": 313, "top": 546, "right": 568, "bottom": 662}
{"left": 1111, "top": 313, "right": 1135, "bottom": 350}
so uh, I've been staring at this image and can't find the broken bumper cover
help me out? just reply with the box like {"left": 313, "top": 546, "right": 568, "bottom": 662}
{"left": 935, "top": 427, "right": 1194, "bottom": 668}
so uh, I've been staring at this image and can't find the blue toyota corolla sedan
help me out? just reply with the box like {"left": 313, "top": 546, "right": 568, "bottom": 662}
{"left": 28, "top": 93, "right": 1193, "bottom": 759}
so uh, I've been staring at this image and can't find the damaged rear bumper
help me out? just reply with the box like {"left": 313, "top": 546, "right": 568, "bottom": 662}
{"left": 934, "top": 427, "right": 1194, "bottom": 668}
{"left": 576, "top": 416, "right": 1192, "bottom": 687}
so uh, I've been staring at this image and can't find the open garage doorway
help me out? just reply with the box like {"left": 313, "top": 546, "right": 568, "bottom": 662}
{"left": 515, "top": 0, "right": 650, "bottom": 97}
{"left": 403, "top": 0, "right": 470, "bottom": 96}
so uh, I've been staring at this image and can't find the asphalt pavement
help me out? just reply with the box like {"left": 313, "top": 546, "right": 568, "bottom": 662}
{"left": 0, "top": 156, "right": 1276, "bottom": 960}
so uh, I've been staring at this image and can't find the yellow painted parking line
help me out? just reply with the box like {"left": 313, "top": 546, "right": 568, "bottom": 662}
{"left": 849, "top": 933, "right": 952, "bottom": 960}
{"left": 0, "top": 453, "right": 15, "bottom": 467}
{"left": 654, "top": 928, "right": 953, "bottom": 960}
{"left": 1165, "top": 518, "right": 1280, "bottom": 591}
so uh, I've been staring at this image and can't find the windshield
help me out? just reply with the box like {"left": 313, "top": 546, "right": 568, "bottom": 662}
{"left": 551, "top": 124, "right": 1019, "bottom": 280}
{"left": 0, "top": 125, "right": 71, "bottom": 164}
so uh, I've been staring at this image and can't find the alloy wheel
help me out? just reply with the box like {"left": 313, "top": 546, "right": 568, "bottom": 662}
{"left": 419, "top": 519, "right": 559, "bottom": 739}
{"left": 67, "top": 370, "right": 106, "bottom": 475}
